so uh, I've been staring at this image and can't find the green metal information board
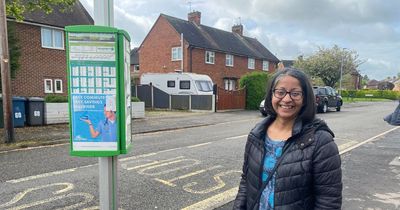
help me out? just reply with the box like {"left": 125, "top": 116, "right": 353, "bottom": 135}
{"left": 66, "top": 25, "right": 132, "bottom": 157}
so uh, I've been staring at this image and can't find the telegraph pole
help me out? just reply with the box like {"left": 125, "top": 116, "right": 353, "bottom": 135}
{"left": 0, "top": 0, "right": 15, "bottom": 143}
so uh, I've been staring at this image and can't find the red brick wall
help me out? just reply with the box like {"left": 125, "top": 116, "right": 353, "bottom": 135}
{"left": 11, "top": 22, "right": 67, "bottom": 97}
{"left": 139, "top": 16, "right": 277, "bottom": 89}
{"left": 139, "top": 16, "right": 183, "bottom": 78}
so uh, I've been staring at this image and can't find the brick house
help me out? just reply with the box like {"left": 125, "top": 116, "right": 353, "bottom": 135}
{"left": 7, "top": 2, "right": 93, "bottom": 97}
{"left": 138, "top": 11, "right": 279, "bottom": 90}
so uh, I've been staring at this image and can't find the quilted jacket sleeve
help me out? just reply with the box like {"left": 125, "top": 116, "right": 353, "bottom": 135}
{"left": 233, "top": 137, "right": 251, "bottom": 210}
{"left": 312, "top": 130, "right": 343, "bottom": 209}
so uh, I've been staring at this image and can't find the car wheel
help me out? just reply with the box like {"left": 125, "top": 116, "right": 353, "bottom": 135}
{"left": 336, "top": 101, "right": 342, "bottom": 112}
{"left": 322, "top": 102, "right": 328, "bottom": 113}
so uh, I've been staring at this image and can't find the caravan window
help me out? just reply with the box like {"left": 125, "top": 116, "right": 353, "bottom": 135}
{"left": 180, "top": 80, "right": 190, "bottom": 89}
{"left": 167, "top": 80, "right": 175, "bottom": 88}
{"left": 195, "top": 80, "right": 213, "bottom": 92}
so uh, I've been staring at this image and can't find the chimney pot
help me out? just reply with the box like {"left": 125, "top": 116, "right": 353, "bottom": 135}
{"left": 188, "top": 11, "right": 201, "bottom": 25}
{"left": 232, "top": 24, "right": 243, "bottom": 36}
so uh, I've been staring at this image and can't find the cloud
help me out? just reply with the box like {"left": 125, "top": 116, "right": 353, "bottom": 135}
{"left": 79, "top": 0, "right": 400, "bottom": 81}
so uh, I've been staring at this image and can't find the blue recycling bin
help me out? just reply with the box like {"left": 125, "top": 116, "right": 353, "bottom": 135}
{"left": 12, "top": 96, "right": 26, "bottom": 127}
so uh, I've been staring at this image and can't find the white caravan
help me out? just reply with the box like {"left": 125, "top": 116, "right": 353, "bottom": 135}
{"left": 140, "top": 72, "right": 214, "bottom": 95}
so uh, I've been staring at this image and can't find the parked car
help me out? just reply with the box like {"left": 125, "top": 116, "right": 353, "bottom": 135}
{"left": 259, "top": 99, "right": 268, "bottom": 116}
{"left": 313, "top": 86, "right": 343, "bottom": 113}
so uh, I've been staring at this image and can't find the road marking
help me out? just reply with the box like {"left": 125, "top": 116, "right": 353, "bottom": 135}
{"left": 6, "top": 165, "right": 92, "bottom": 184}
{"left": 154, "top": 165, "right": 223, "bottom": 187}
{"left": 225, "top": 135, "right": 247, "bottom": 140}
{"left": 187, "top": 142, "right": 212, "bottom": 148}
{"left": 337, "top": 140, "right": 358, "bottom": 151}
{"left": 181, "top": 187, "right": 238, "bottom": 210}
{"left": 339, "top": 126, "right": 400, "bottom": 155}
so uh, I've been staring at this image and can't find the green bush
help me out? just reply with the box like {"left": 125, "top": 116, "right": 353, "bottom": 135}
{"left": 131, "top": 96, "right": 141, "bottom": 102}
{"left": 45, "top": 94, "right": 68, "bottom": 103}
{"left": 239, "top": 71, "right": 270, "bottom": 110}
{"left": 341, "top": 89, "right": 400, "bottom": 100}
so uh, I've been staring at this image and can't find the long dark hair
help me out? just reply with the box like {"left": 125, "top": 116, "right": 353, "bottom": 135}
{"left": 264, "top": 67, "right": 316, "bottom": 123}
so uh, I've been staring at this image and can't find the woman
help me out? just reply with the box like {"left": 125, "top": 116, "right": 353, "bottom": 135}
{"left": 233, "top": 68, "right": 342, "bottom": 209}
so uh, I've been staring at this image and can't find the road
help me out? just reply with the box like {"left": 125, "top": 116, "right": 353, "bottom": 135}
{"left": 0, "top": 101, "right": 398, "bottom": 209}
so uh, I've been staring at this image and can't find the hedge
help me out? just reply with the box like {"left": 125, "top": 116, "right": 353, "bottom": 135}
{"left": 341, "top": 89, "right": 400, "bottom": 100}
{"left": 239, "top": 71, "right": 270, "bottom": 110}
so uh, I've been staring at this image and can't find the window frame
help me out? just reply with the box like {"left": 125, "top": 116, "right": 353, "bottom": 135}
{"left": 248, "top": 58, "right": 255, "bottom": 69}
{"left": 41, "top": 27, "right": 64, "bottom": 50}
{"left": 171, "top": 47, "right": 182, "bottom": 61}
{"left": 167, "top": 80, "right": 176, "bottom": 88}
{"left": 225, "top": 54, "right": 234, "bottom": 67}
{"left": 54, "top": 79, "right": 63, "bottom": 93}
{"left": 179, "top": 80, "right": 191, "bottom": 90}
{"left": 44, "top": 79, "right": 53, "bottom": 93}
{"left": 262, "top": 60, "right": 269, "bottom": 71}
{"left": 205, "top": 51, "right": 215, "bottom": 64}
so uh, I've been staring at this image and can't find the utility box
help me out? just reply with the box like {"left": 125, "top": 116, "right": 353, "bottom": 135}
{"left": 26, "top": 97, "right": 45, "bottom": 126}
{"left": 65, "top": 25, "right": 132, "bottom": 157}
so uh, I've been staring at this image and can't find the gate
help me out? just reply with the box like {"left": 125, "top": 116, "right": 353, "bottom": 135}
{"left": 216, "top": 87, "right": 246, "bottom": 110}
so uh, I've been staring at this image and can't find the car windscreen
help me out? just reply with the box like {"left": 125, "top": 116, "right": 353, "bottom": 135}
{"left": 195, "top": 80, "right": 213, "bottom": 92}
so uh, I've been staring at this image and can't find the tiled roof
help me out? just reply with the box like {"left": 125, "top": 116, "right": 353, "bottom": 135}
{"left": 130, "top": 48, "right": 139, "bottom": 65}
{"left": 10, "top": 1, "right": 93, "bottom": 28}
{"left": 162, "top": 14, "right": 279, "bottom": 62}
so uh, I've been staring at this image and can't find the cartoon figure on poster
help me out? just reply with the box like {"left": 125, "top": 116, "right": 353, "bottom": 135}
{"left": 79, "top": 95, "right": 117, "bottom": 142}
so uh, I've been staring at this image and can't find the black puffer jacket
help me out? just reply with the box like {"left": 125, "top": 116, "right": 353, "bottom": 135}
{"left": 233, "top": 116, "right": 342, "bottom": 210}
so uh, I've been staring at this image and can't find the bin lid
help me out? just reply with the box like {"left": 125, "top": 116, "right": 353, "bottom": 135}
{"left": 28, "top": 97, "right": 45, "bottom": 102}
{"left": 12, "top": 96, "right": 27, "bottom": 101}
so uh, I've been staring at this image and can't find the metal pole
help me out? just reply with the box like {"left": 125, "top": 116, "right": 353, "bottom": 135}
{"left": 94, "top": 1, "right": 117, "bottom": 210}
{"left": 0, "top": 0, "right": 15, "bottom": 143}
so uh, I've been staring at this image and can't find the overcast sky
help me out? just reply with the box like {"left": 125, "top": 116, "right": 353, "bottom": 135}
{"left": 80, "top": 0, "right": 400, "bottom": 80}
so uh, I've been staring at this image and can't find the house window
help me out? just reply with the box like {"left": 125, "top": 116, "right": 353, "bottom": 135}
{"left": 171, "top": 47, "right": 182, "bottom": 61}
{"left": 41, "top": 27, "right": 64, "bottom": 49}
{"left": 44, "top": 79, "right": 53, "bottom": 93}
{"left": 248, "top": 58, "right": 255, "bottom": 69}
{"left": 55, "top": 79, "right": 63, "bottom": 93}
{"left": 180, "top": 80, "right": 190, "bottom": 89}
{"left": 262, "top": 61, "right": 269, "bottom": 71}
{"left": 133, "top": 65, "right": 139, "bottom": 72}
{"left": 226, "top": 54, "right": 234, "bottom": 67}
{"left": 224, "top": 79, "right": 236, "bottom": 91}
{"left": 205, "top": 51, "right": 215, "bottom": 64}
{"left": 167, "top": 80, "right": 175, "bottom": 88}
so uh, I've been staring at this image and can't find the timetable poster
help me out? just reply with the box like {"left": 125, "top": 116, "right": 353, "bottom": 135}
{"left": 68, "top": 32, "right": 118, "bottom": 151}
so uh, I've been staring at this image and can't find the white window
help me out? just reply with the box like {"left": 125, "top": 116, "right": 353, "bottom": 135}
{"left": 226, "top": 54, "right": 234, "bottom": 67}
{"left": 44, "top": 79, "right": 53, "bottom": 93}
{"left": 55, "top": 79, "right": 63, "bottom": 93}
{"left": 262, "top": 61, "right": 269, "bottom": 71}
{"left": 41, "top": 27, "right": 64, "bottom": 49}
{"left": 205, "top": 51, "right": 215, "bottom": 64}
{"left": 133, "top": 65, "right": 139, "bottom": 72}
{"left": 248, "top": 58, "right": 255, "bottom": 69}
{"left": 224, "top": 79, "right": 236, "bottom": 91}
{"left": 171, "top": 47, "right": 182, "bottom": 61}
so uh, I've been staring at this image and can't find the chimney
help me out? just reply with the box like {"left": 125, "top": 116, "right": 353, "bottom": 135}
{"left": 188, "top": 11, "right": 201, "bottom": 25}
{"left": 232, "top": 24, "right": 243, "bottom": 36}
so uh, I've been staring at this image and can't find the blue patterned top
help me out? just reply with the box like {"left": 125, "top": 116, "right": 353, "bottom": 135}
{"left": 259, "top": 135, "right": 285, "bottom": 210}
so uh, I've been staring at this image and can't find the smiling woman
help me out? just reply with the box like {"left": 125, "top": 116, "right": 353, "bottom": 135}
{"left": 233, "top": 67, "right": 342, "bottom": 210}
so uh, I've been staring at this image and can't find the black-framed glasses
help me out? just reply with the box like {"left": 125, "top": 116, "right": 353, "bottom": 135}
{"left": 273, "top": 89, "right": 303, "bottom": 100}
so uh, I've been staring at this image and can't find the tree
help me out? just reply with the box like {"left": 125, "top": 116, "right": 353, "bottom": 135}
{"left": 6, "top": 0, "right": 77, "bottom": 21}
{"left": 294, "top": 45, "right": 363, "bottom": 87}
